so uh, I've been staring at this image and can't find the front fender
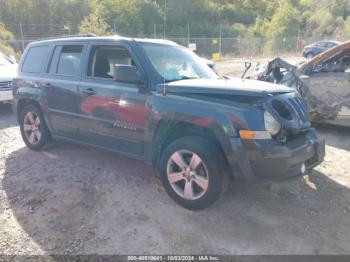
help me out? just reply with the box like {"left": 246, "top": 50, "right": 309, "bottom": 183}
{"left": 149, "top": 93, "right": 237, "bottom": 137}
{"left": 143, "top": 93, "right": 250, "bottom": 165}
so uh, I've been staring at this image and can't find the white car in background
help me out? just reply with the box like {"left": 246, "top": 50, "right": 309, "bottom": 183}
{"left": 0, "top": 52, "right": 17, "bottom": 104}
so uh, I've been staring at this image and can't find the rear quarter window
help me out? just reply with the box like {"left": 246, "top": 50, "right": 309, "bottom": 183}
{"left": 22, "top": 45, "right": 49, "bottom": 73}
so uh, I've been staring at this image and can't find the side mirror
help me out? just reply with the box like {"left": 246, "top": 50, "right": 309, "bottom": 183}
{"left": 113, "top": 65, "right": 144, "bottom": 84}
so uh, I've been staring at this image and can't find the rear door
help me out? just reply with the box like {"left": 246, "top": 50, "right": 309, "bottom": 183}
{"left": 77, "top": 42, "right": 149, "bottom": 157}
{"left": 44, "top": 43, "right": 85, "bottom": 138}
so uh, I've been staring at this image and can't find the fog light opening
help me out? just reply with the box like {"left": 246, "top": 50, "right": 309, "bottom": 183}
{"left": 301, "top": 163, "right": 306, "bottom": 174}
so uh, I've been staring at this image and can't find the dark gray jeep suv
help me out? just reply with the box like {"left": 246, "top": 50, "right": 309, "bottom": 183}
{"left": 13, "top": 36, "right": 325, "bottom": 209}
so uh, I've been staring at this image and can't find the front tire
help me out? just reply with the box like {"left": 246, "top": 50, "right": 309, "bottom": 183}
{"left": 159, "top": 137, "right": 225, "bottom": 210}
{"left": 19, "top": 104, "right": 51, "bottom": 151}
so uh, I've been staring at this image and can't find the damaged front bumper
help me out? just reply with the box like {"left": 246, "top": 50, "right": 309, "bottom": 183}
{"left": 243, "top": 128, "right": 324, "bottom": 180}
{"left": 225, "top": 128, "right": 325, "bottom": 182}
{"left": 219, "top": 88, "right": 325, "bottom": 182}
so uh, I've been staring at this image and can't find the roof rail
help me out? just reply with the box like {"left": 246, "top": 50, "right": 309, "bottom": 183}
{"left": 38, "top": 33, "right": 97, "bottom": 41}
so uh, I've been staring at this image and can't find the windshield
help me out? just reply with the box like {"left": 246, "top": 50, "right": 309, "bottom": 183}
{"left": 141, "top": 43, "right": 218, "bottom": 82}
{"left": 0, "top": 54, "right": 13, "bottom": 66}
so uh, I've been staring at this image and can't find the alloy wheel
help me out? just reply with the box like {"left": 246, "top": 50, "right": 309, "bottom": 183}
{"left": 23, "top": 111, "right": 42, "bottom": 145}
{"left": 166, "top": 150, "right": 209, "bottom": 200}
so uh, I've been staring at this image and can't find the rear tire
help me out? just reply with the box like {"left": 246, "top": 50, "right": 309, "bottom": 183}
{"left": 159, "top": 137, "right": 225, "bottom": 210}
{"left": 19, "top": 104, "right": 51, "bottom": 151}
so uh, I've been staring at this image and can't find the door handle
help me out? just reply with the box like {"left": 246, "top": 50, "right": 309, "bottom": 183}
{"left": 82, "top": 88, "right": 97, "bottom": 96}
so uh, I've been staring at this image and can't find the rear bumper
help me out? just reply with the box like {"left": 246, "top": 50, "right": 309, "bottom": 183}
{"left": 0, "top": 89, "right": 12, "bottom": 102}
{"left": 223, "top": 128, "right": 325, "bottom": 182}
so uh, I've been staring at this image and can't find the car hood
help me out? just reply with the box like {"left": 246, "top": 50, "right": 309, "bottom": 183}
{"left": 158, "top": 78, "right": 293, "bottom": 97}
{"left": 0, "top": 64, "right": 18, "bottom": 81}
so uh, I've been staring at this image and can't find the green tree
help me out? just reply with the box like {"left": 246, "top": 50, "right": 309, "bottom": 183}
{"left": 87, "top": 0, "right": 162, "bottom": 36}
{"left": 1, "top": 0, "right": 350, "bottom": 55}
{"left": 254, "top": 1, "right": 302, "bottom": 38}
{"left": 0, "top": 22, "right": 15, "bottom": 55}
{"left": 342, "top": 17, "right": 350, "bottom": 38}
{"left": 78, "top": 14, "right": 111, "bottom": 36}
{"left": 0, "top": 0, "right": 89, "bottom": 39}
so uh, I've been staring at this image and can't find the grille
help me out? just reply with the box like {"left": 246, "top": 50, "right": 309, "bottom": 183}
{"left": 268, "top": 93, "right": 310, "bottom": 143}
{"left": 287, "top": 96, "right": 309, "bottom": 123}
{"left": 271, "top": 95, "right": 309, "bottom": 124}
{"left": 0, "top": 81, "right": 12, "bottom": 89}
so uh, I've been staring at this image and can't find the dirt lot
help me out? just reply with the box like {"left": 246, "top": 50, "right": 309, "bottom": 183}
{"left": 1, "top": 92, "right": 350, "bottom": 255}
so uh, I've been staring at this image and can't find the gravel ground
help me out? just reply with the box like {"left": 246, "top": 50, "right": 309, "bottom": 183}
{"left": 1, "top": 91, "right": 350, "bottom": 255}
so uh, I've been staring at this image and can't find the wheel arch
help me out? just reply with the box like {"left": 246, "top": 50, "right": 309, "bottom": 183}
{"left": 16, "top": 98, "right": 42, "bottom": 122}
{"left": 14, "top": 87, "right": 50, "bottom": 128}
{"left": 150, "top": 119, "right": 233, "bottom": 178}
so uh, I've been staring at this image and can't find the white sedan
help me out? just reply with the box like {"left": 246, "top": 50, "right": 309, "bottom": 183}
{"left": 0, "top": 52, "right": 17, "bottom": 104}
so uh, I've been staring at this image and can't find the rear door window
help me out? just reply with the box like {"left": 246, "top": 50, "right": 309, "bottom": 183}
{"left": 22, "top": 45, "right": 49, "bottom": 73}
{"left": 56, "top": 45, "right": 83, "bottom": 76}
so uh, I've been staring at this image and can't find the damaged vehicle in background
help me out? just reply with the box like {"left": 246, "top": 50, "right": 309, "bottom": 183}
{"left": 249, "top": 40, "right": 350, "bottom": 127}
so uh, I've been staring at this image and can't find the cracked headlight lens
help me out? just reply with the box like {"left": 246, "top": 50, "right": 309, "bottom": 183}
{"left": 264, "top": 111, "right": 281, "bottom": 136}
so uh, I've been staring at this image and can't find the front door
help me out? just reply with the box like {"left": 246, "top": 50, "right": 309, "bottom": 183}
{"left": 78, "top": 44, "right": 149, "bottom": 157}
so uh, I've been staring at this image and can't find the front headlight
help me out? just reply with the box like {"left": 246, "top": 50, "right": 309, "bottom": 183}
{"left": 264, "top": 111, "right": 281, "bottom": 136}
